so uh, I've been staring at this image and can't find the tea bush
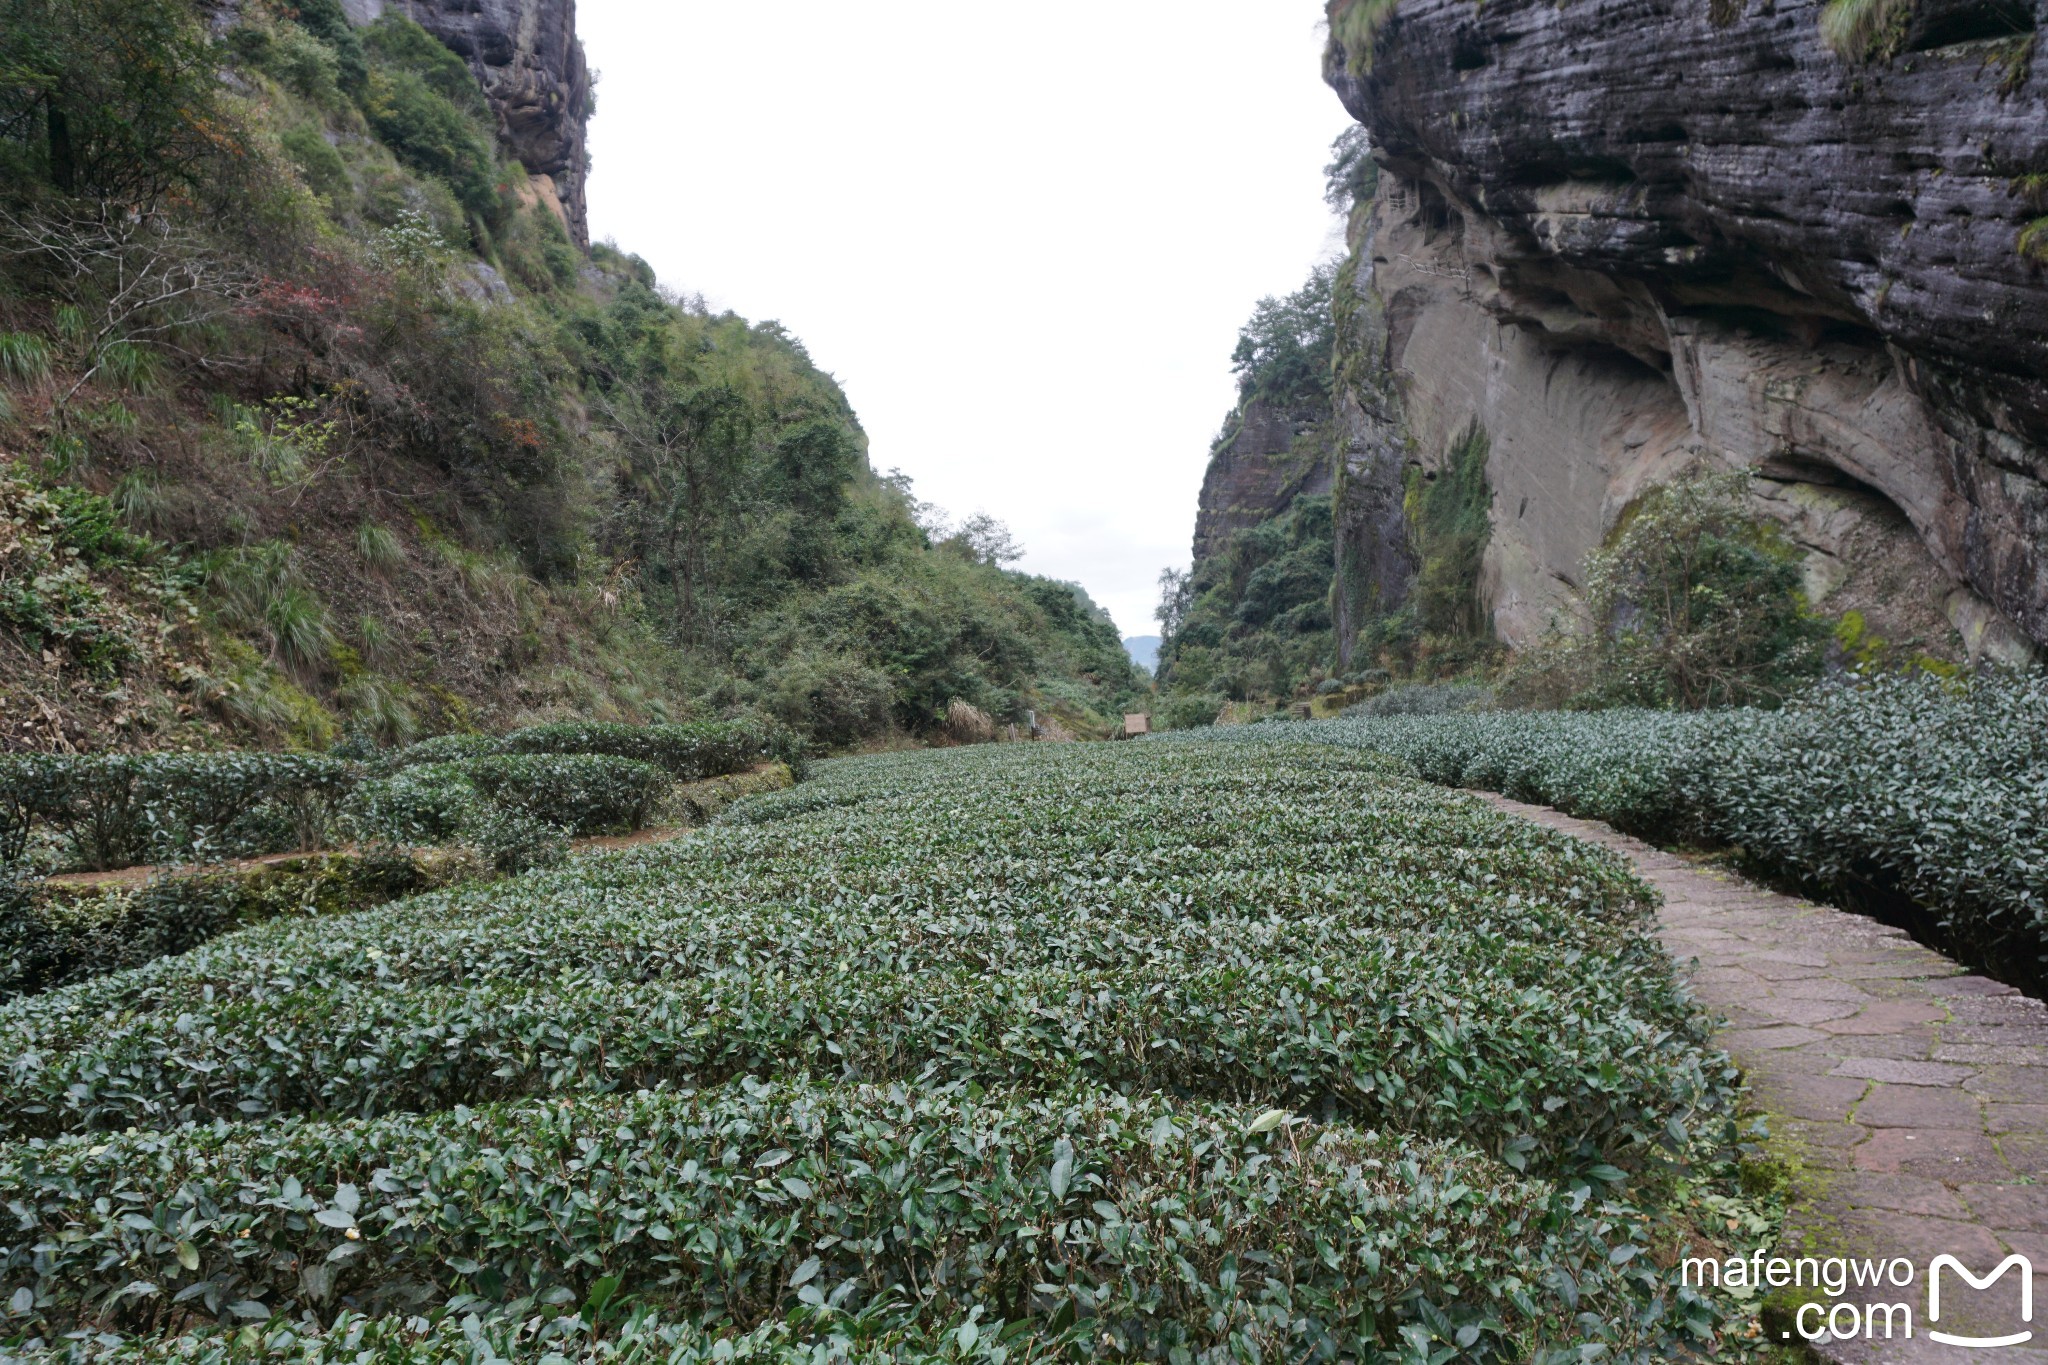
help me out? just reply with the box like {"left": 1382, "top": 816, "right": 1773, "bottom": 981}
{"left": 1350, "top": 681, "right": 1496, "bottom": 717}
{"left": 3, "top": 1082, "right": 1683, "bottom": 1361}
{"left": 0, "top": 753, "right": 354, "bottom": 872}
{"left": 0, "top": 856, "right": 429, "bottom": 1002}
{"left": 0, "top": 722, "right": 787, "bottom": 877}
{"left": 1179, "top": 670, "right": 2048, "bottom": 992}
{"left": 0, "top": 742, "right": 1743, "bottom": 1359}
{"left": 346, "top": 754, "right": 667, "bottom": 843}
{"left": 373, "top": 718, "right": 805, "bottom": 781}
{"left": 497, "top": 718, "right": 807, "bottom": 781}
{"left": 366, "top": 732, "right": 499, "bottom": 774}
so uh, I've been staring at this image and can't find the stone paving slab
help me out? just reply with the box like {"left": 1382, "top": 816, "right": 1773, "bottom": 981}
{"left": 1477, "top": 794, "right": 2048, "bottom": 1364}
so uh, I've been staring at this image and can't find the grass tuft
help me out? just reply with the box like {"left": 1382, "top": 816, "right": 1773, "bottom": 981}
{"left": 2021, "top": 217, "right": 2048, "bottom": 265}
{"left": 353, "top": 519, "right": 405, "bottom": 571}
{"left": 0, "top": 331, "right": 52, "bottom": 383}
{"left": 1818, "top": 0, "right": 1914, "bottom": 60}
{"left": 1329, "top": 0, "right": 1402, "bottom": 73}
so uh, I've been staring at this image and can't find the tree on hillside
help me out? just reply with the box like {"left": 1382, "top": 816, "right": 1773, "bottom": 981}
{"left": 947, "top": 512, "right": 1025, "bottom": 567}
{"left": 0, "top": 0, "right": 246, "bottom": 208}
{"left": 1230, "top": 263, "right": 1338, "bottom": 407}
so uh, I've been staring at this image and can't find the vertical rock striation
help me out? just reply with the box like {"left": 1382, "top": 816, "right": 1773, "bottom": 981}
{"left": 1324, "top": 0, "right": 2047, "bottom": 661}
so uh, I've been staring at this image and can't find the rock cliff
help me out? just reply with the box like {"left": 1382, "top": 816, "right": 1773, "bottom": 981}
{"left": 1324, "top": 0, "right": 2047, "bottom": 663}
{"left": 346, "top": 0, "right": 592, "bottom": 244}
{"left": 1191, "top": 398, "right": 1336, "bottom": 561}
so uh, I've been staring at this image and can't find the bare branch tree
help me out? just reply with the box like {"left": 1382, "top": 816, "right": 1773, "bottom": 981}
{"left": 0, "top": 201, "right": 264, "bottom": 407}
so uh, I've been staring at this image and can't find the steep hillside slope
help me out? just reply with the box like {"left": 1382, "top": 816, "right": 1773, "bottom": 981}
{"left": 0, "top": 0, "right": 1140, "bottom": 753}
{"left": 1324, "top": 0, "right": 2047, "bottom": 668}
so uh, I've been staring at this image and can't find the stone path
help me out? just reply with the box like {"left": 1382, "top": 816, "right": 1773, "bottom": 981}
{"left": 1478, "top": 794, "right": 2048, "bottom": 1364}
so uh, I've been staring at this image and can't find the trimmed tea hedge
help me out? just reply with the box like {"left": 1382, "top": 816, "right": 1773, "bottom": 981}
{"left": 374, "top": 718, "right": 807, "bottom": 782}
{"left": 0, "top": 746, "right": 1723, "bottom": 1161}
{"left": 1, "top": 721, "right": 795, "bottom": 879}
{"left": 1181, "top": 670, "right": 2048, "bottom": 993}
{"left": 2, "top": 1083, "right": 1668, "bottom": 1358}
{"left": 0, "top": 856, "right": 430, "bottom": 1003}
{"left": 345, "top": 754, "right": 670, "bottom": 843}
{"left": 500, "top": 719, "right": 807, "bottom": 780}
{"left": 0, "top": 743, "right": 1740, "bottom": 1360}
{"left": 0, "top": 753, "right": 353, "bottom": 872}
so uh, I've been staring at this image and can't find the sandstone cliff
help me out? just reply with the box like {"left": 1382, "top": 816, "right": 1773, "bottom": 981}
{"left": 1324, "top": 0, "right": 2047, "bottom": 665}
{"left": 345, "top": 0, "right": 592, "bottom": 244}
{"left": 1191, "top": 398, "right": 1336, "bottom": 561}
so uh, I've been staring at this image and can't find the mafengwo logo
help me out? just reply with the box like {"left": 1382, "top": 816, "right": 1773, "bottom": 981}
{"left": 1684, "top": 1250, "right": 2035, "bottom": 1347}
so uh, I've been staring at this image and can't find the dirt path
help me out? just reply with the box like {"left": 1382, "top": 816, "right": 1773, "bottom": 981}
{"left": 1477, "top": 793, "right": 2048, "bottom": 1364}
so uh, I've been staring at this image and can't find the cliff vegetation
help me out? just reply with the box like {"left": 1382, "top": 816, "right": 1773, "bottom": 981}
{"left": 0, "top": 0, "right": 1141, "bottom": 755}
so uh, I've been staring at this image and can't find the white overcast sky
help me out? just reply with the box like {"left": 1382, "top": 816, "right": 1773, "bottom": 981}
{"left": 579, "top": 3, "right": 1353, "bottom": 638}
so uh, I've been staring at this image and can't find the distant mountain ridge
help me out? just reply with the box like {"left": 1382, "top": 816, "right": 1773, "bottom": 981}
{"left": 1123, "top": 636, "right": 1161, "bottom": 673}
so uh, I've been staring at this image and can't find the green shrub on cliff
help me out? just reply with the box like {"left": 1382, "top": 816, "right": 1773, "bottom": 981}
{"left": 1505, "top": 472, "right": 1826, "bottom": 710}
{"left": 1407, "top": 421, "right": 1493, "bottom": 640}
{"left": 1230, "top": 263, "right": 1338, "bottom": 408}
{"left": 0, "top": 0, "right": 248, "bottom": 204}
{"left": 1156, "top": 494, "right": 1336, "bottom": 706}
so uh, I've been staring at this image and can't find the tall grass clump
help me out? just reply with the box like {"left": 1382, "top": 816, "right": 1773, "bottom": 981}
{"left": 0, "top": 332, "right": 52, "bottom": 383}
{"left": 1819, "top": 0, "right": 1916, "bottom": 59}
{"left": 353, "top": 520, "right": 405, "bottom": 571}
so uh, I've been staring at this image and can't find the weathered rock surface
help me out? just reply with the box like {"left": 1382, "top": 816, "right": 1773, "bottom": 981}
{"left": 1324, "top": 0, "right": 2047, "bottom": 657}
{"left": 346, "top": 0, "right": 592, "bottom": 245}
{"left": 1191, "top": 398, "right": 1335, "bottom": 561}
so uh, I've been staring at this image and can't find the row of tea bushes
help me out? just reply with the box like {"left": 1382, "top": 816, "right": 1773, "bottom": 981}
{"left": 0, "top": 745, "right": 1724, "bottom": 1165}
{"left": 0, "top": 855, "right": 438, "bottom": 1003}
{"left": 0, "top": 742, "right": 1744, "bottom": 1360}
{"left": 1, "top": 753, "right": 802, "bottom": 1004}
{"left": 0, "top": 720, "right": 803, "bottom": 875}
{"left": 345, "top": 754, "right": 675, "bottom": 870}
{"left": 0, "top": 753, "right": 353, "bottom": 873}
{"left": 1180, "top": 670, "right": 2048, "bottom": 994}
{"left": 0, "top": 1081, "right": 1675, "bottom": 1360}
{"left": 372, "top": 719, "right": 808, "bottom": 782}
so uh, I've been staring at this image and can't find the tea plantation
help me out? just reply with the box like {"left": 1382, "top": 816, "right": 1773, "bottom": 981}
{"left": 1178, "top": 671, "right": 2048, "bottom": 995}
{"left": 0, "top": 721, "right": 802, "bottom": 1000}
{"left": 0, "top": 742, "right": 1751, "bottom": 1362}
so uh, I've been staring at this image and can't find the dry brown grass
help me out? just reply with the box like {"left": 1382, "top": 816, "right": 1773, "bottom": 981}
{"left": 942, "top": 698, "right": 997, "bottom": 745}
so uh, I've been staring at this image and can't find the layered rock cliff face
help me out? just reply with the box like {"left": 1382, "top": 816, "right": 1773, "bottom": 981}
{"left": 1191, "top": 399, "right": 1336, "bottom": 561}
{"left": 345, "top": 0, "right": 592, "bottom": 244}
{"left": 1325, "top": 0, "right": 2047, "bottom": 664}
